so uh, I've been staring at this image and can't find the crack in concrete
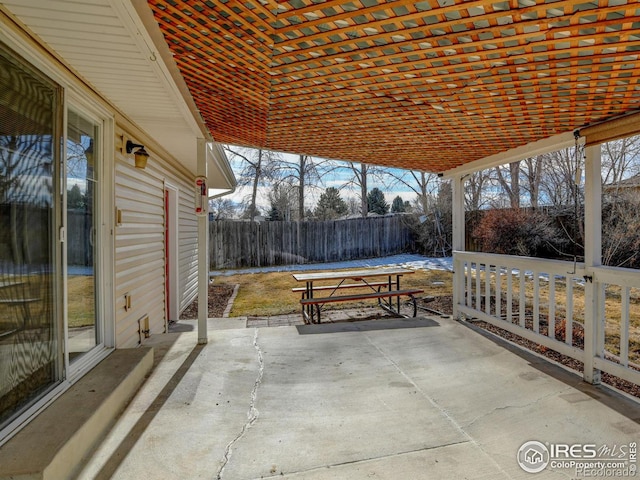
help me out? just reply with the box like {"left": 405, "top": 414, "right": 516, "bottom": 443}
{"left": 463, "top": 389, "right": 565, "bottom": 429}
{"left": 217, "top": 329, "right": 264, "bottom": 480}
{"left": 254, "top": 440, "right": 472, "bottom": 479}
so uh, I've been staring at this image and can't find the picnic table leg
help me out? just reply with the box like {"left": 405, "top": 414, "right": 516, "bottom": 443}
{"left": 306, "top": 281, "right": 313, "bottom": 323}
{"left": 409, "top": 294, "right": 417, "bottom": 317}
{"left": 396, "top": 275, "right": 401, "bottom": 313}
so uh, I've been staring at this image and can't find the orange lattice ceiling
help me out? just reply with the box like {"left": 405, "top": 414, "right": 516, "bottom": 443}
{"left": 147, "top": 0, "right": 640, "bottom": 173}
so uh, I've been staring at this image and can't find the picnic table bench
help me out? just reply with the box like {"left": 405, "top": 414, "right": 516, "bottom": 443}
{"left": 292, "top": 268, "right": 424, "bottom": 324}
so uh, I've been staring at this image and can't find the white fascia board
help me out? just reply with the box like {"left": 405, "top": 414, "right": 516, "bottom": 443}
{"left": 207, "top": 142, "right": 237, "bottom": 190}
{"left": 441, "top": 131, "right": 580, "bottom": 179}
{"left": 119, "top": 0, "right": 205, "bottom": 138}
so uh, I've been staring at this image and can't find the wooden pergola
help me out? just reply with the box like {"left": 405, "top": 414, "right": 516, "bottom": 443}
{"left": 144, "top": 0, "right": 640, "bottom": 386}
{"left": 147, "top": 0, "right": 640, "bottom": 173}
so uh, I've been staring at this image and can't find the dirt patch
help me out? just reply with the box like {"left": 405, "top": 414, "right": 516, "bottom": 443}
{"left": 180, "top": 283, "right": 236, "bottom": 319}
{"left": 421, "top": 295, "right": 454, "bottom": 315}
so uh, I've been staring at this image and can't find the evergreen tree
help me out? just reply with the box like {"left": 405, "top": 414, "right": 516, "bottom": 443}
{"left": 267, "top": 204, "right": 284, "bottom": 221}
{"left": 314, "top": 187, "right": 348, "bottom": 220}
{"left": 67, "top": 184, "right": 85, "bottom": 209}
{"left": 391, "top": 195, "right": 406, "bottom": 213}
{"left": 367, "top": 187, "right": 389, "bottom": 215}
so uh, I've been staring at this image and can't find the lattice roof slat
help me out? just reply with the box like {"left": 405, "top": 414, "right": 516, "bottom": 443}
{"left": 147, "top": 0, "right": 640, "bottom": 173}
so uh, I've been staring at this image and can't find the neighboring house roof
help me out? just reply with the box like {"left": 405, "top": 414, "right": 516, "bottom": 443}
{"left": 603, "top": 173, "right": 640, "bottom": 192}
{"left": 617, "top": 174, "right": 640, "bottom": 188}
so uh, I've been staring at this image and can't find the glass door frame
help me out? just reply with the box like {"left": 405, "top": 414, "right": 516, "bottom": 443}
{"left": 0, "top": 24, "right": 115, "bottom": 446}
{"left": 63, "top": 93, "right": 115, "bottom": 381}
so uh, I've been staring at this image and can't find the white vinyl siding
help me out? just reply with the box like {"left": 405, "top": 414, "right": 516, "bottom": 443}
{"left": 178, "top": 190, "right": 198, "bottom": 313}
{"left": 114, "top": 126, "right": 197, "bottom": 348}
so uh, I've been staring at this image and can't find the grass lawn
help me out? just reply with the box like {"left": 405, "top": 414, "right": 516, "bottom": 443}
{"left": 213, "top": 268, "right": 453, "bottom": 317}
{"left": 473, "top": 270, "right": 640, "bottom": 361}
{"left": 213, "top": 266, "right": 640, "bottom": 365}
{"left": 68, "top": 275, "right": 95, "bottom": 328}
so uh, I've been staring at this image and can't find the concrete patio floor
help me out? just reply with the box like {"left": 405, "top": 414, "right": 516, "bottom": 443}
{"left": 79, "top": 315, "right": 640, "bottom": 480}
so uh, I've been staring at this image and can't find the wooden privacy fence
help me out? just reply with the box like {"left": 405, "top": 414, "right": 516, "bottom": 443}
{"left": 210, "top": 216, "right": 415, "bottom": 269}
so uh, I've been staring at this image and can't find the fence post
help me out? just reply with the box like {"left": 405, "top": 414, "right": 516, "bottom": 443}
{"left": 583, "top": 143, "right": 602, "bottom": 384}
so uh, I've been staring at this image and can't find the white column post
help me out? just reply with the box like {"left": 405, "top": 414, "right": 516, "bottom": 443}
{"left": 452, "top": 174, "right": 465, "bottom": 319}
{"left": 197, "top": 138, "right": 209, "bottom": 345}
{"left": 583, "top": 143, "right": 602, "bottom": 384}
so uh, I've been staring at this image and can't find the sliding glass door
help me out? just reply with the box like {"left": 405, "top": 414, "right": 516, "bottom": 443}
{"left": 66, "top": 110, "right": 101, "bottom": 361}
{"left": 0, "top": 40, "right": 107, "bottom": 437}
{"left": 0, "top": 41, "right": 62, "bottom": 429}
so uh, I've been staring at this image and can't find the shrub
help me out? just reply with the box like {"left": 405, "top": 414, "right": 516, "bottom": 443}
{"left": 410, "top": 210, "right": 452, "bottom": 257}
{"left": 471, "top": 208, "right": 565, "bottom": 257}
{"left": 602, "top": 195, "right": 640, "bottom": 268}
{"left": 554, "top": 318, "right": 585, "bottom": 349}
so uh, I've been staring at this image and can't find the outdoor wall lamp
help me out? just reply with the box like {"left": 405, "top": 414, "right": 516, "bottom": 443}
{"left": 126, "top": 140, "right": 150, "bottom": 169}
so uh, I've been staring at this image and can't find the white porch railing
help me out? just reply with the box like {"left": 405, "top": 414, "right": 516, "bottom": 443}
{"left": 454, "top": 251, "right": 640, "bottom": 386}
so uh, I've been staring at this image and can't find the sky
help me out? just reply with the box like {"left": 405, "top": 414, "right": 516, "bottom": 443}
{"left": 224, "top": 148, "right": 426, "bottom": 214}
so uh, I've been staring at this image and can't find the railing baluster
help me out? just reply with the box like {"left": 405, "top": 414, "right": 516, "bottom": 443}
{"left": 453, "top": 252, "right": 640, "bottom": 387}
{"left": 475, "top": 262, "right": 481, "bottom": 311}
{"left": 485, "top": 264, "right": 491, "bottom": 316}
{"left": 597, "top": 283, "right": 606, "bottom": 361}
{"left": 621, "top": 286, "right": 630, "bottom": 367}
{"left": 533, "top": 272, "right": 540, "bottom": 333}
{"left": 549, "top": 275, "right": 556, "bottom": 340}
{"left": 466, "top": 261, "right": 472, "bottom": 307}
{"left": 507, "top": 266, "right": 513, "bottom": 323}
{"left": 496, "top": 265, "right": 502, "bottom": 319}
{"left": 566, "top": 279, "right": 574, "bottom": 346}
{"left": 519, "top": 270, "right": 526, "bottom": 328}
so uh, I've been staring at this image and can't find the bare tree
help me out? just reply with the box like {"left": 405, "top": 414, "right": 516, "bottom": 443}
{"left": 601, "top": 135, "right": 640, "bottom": 190}
{"left": 346, "top": 197, "right": 360, "bottom": 216}
{"left": 341, "top": 162, "right": 387, "bottom": 217}
{"left": 539, "top": 146, "right": 585, "bottom": 257}
{"left": 267, "top": 181, "right": 297, "bottom": 221}
{"left": 599, "top": 136, "right": 640, "bottom": 268}
{"left": 0, "top": 135, "right": 54, "bottom": 264}
{"left": 494, "top": 162, "right": 521, "bottom": 208}
{"left": 521, "top": 156, "right": 544, "bottom": 209}
{"left": 224, "top": 146, "right": 281, "bottom": 219}
{"left": 385, "top": 169, "right": 440, "bottom": 214}
{"left": 540, "top": 148, "right": 583, "bottom": 209}
{"left": 277, "top": 154, "right": 331, "bottom": 220}
{"left": 464, "top": 170, "right": 491, "bottom": 211}
{"left": 351, "top": 162, "right": 368, "bottom": 217}
{"left": 209, "top": 197, "right": 236, "bottom": 220}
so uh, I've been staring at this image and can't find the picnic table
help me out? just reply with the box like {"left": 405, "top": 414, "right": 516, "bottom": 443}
{"left": 292, "top": 267, "right": 424, "bottom": 324}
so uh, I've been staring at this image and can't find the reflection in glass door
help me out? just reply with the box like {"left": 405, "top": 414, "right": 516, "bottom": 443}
{"left": 0, "top": 41, "right": 61, "bottom": 430}
{"left": 66, "top": 110, "right": 100, "bottom": 360}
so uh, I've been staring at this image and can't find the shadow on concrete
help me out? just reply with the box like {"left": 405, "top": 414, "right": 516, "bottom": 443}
{"left": 168, "top": 321, "right": 195, "bottom": 332}
{"left": 91, "top": 343, "right": 205, "bottom": 480}
{"left": 296, "top": 316, "right": 440, "bottom": 335}
{"left": 461, "top": 319, "right": 640, "bottom": 424}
